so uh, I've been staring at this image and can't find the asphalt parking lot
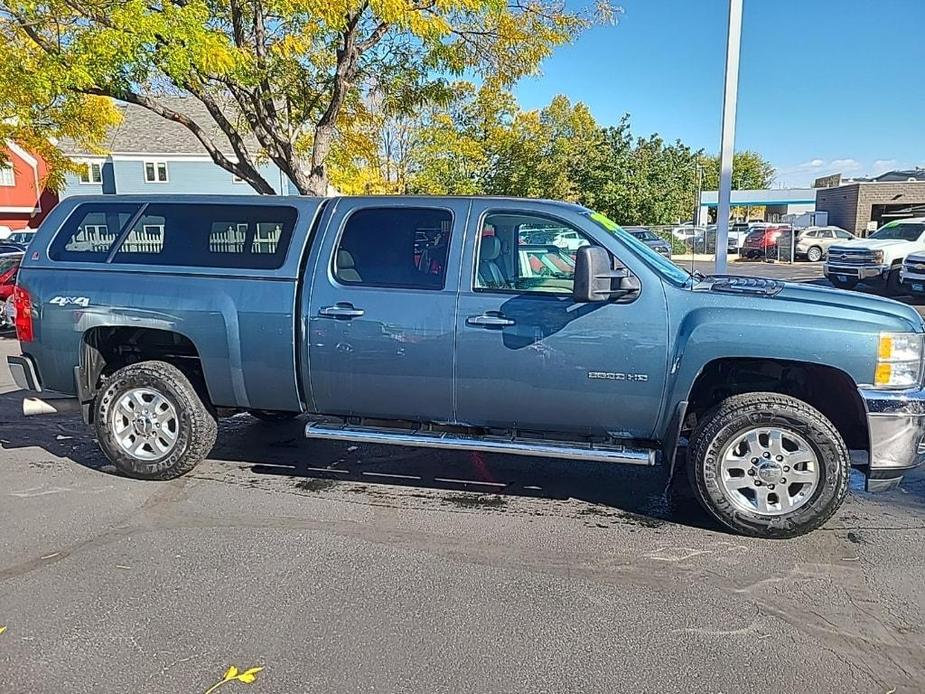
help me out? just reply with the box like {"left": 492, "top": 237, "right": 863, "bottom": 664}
{"left": 0, "top": 262, "right": 924, "bottom": 693}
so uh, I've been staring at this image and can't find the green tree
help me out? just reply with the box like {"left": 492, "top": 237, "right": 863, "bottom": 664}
{"left": 0, "top": 0, "right": 615, "bottom": 194}
{"left": 0, "top": 45, "right": 121, "bottom": 189}
{"left": 700, "top": 150, "right": 776, "bottom": 191}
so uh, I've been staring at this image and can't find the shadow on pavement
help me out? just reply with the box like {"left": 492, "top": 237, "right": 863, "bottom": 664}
{"left": 0, "top": 388, "right": 718, "bottom": 532}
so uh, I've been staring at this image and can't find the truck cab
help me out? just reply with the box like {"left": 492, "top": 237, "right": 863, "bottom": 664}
{"left": 8, "top": 195, "right": 925, "bottom": 538}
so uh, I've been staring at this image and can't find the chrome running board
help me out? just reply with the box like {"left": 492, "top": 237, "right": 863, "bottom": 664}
{"left": 305, "top": 422, "right": 656, "bottom": 466}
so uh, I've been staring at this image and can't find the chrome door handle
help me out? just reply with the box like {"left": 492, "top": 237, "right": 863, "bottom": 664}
{"left": 466, "top": 314, "right": 515, "bottom": 327}
{"left": 319, "top": 304, "right": 365, "bottom": 319}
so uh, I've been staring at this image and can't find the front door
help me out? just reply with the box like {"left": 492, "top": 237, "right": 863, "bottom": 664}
{"left": 454, "top": 204, "right": 669, "bottom": 439}
{"left": 305, "top": 199, "right": 467, "bottom": 423}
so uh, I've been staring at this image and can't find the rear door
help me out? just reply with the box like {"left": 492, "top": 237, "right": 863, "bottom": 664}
{"left": 304, "top": 199, "right": 467, "bottom": 422}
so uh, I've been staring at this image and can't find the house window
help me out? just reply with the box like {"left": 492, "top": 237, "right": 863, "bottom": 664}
{"left": 78, "top": 161, "right": 103, "bottom": 184}
{"left": 0, "top": 165, "right": 14, "bottom": 187}
{"left": 144, "top": 161, "right": 169, "bottom": 183}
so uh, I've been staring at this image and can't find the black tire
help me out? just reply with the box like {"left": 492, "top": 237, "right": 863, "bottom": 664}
{"left": 248, "top": 409, "right": 300, "bottom": 423}
{"left": 806, "top": 246, "right": 823, "bottom": 262}
{"left": 885, "top": 268, "right": 903, "bottom": 296}
{"left": 94, "top": 360, "right": 217, "bottom": 480}
{"left": 828, "top": 275, "right": 858, "bottom": 290}
{"left": 688, "top": 392, "right": 849, "bottom": 539}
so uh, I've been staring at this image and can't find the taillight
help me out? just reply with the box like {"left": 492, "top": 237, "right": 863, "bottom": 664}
{"left": 13, "top": 285, "right": 33, "bottom": 342}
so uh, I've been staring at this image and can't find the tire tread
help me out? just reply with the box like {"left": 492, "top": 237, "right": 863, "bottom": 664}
{"left": 688, "top": 392, "right": 850, "bottom": 538}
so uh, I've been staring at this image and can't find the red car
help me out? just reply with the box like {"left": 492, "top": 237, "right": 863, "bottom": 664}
{"left": 0, "top": 252, "right": 23, "bottom": 301}
{"left": 739, "top": 225, "right": 794, "bottom": 260}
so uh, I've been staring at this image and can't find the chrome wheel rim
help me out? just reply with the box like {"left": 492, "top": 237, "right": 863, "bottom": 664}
{"left": 715, "top": 427, "right": 820, "bottom": 516}
{"left": 110, "top": 387, "right": 179, "bottom": 460}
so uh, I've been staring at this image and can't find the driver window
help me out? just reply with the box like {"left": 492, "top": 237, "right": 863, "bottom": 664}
{"left": 474, "top": 213, "right": 592, "bottom": 294}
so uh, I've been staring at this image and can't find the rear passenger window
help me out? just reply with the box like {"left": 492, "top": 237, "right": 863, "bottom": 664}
{"left": 111, "top": 204, "right": 296, "bottom": 269}
{"left": 49, "top": 204, "right": 139, "bottom": 262}
{"left": 334, "top": 207, "right": 452, "bottom": 290}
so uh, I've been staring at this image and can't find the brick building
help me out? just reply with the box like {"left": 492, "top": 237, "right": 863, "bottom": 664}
{"left": 815, "top": 181, "right": 925, "bottom": 236}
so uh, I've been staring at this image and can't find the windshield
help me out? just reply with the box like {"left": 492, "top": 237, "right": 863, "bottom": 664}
{"left": 870, "top": 221, "right": 925, "bottom": 242}
{"left": 584, "top": 211, "right": 690, "bottom": 284}
{"left": 629, "top": 230, "right": 658, "bottom": 242}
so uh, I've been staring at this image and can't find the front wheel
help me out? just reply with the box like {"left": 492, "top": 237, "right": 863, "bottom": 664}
{"left": 95, "top": 361, "right": 217, "bottom": 480}
{"left": 688, "top": 393, "right": 849, "bottom": 538}
{"left": 885, "top": 268, "right": 903, "bottom": 296}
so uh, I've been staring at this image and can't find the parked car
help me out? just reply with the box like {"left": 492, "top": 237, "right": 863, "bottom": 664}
{"left": 0, "top": 293, "right": 13, "bottom": 329}
{"left": 9, "top": 195, "right": 925, "bottom": 538}
{"left": 0, "top": 252, "right": 23, "bottom": 302}
{"left": 671, "top": 225, "right": 698, "bottom": 243}
{"left": 794, "top": 226, "right": 854, "bottom": 262}
{"left": 623, "top": 226, "right": 671, "bottom": 258}
{"left": 6, "top": 229, "right": 36, "bottom": 247}
{"left": 824, "top": 218, "right": 925, "bottom": 293}
{"left": 739, "top": 225, "right": 793, "bottom": 260}
{"left": 551, "top": 229, "right": 587, "bottom": 252}
{"left": 900, "top": 253, "right": 925, "bottom": 295}
{"left": 0, "top": 252, "right": 21, "bottom": 330}
{"left": 691, "top": 225, "right": 745, "bottom": 255}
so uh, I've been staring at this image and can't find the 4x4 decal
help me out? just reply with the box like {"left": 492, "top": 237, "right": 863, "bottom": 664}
{"left": 49, "top": 296, "right": 90, "bottom": 308}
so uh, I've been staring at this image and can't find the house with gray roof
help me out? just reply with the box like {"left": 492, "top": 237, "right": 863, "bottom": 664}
{"left": 59, "top": 96, "right": 293, "bottom": 198}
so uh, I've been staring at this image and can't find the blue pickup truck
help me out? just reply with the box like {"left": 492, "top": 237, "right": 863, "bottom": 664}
{"left": 7, "top": 195, "right": 925, "bottom": 537}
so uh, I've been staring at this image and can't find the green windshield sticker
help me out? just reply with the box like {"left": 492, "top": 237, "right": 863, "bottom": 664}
{"left": 884, "top": 220, "right": 901, "bottom": 227}
{"left": 589, "top": 211, "right": 621, "bottom": 231}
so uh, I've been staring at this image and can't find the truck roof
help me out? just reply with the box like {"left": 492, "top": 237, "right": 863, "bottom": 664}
{"left": 56, "top": 194, "right": 590, "bottom": 212}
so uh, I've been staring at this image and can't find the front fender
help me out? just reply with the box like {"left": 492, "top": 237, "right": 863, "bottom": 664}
{"left": 658, "top": 305, "right": 878, "bottom": 433}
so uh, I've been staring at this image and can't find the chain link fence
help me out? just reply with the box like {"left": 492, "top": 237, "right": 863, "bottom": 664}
{"left": 638, "top": 224, "right": 800, "bottom": 265}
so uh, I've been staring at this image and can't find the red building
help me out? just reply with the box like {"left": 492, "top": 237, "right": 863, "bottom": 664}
{"left": 0, "top": 142, "right": 57, "bottom": 232}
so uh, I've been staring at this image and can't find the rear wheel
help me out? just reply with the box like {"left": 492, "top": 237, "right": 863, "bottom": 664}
{"left": 806, "top": 246, "right": 823, "bottom": 262}
{"left": 828, "top": 275, "right": 858, "bottom": 290}
{"left": 95, "top": 361, "right": 217, "bottom": 480}
{"left": 688, "top": 392, "right": 849, "bottom": 538}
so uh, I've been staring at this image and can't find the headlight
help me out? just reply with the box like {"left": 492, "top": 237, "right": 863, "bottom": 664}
{"left": 875, "top": 332, "right": 924, "bottom": 388}
{"left": 873, "top": 250, "right": 884, "bottom": 263}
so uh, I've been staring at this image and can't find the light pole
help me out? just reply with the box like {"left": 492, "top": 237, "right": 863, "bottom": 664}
{"left": 715, "top": 0, "right": 744, "bottom": 274}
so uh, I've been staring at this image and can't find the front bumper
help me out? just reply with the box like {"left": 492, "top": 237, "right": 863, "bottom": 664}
{"left": 859, "top": 387, "right": 925, "bottom": 491}
{"left": 900, "top": 268, "right": 925, "bottom": 293}
{"left": 823, "top": 263, "right": 890, "bottom": 282}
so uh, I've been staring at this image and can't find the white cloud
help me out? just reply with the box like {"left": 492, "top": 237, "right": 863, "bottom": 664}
{"left": 830, "top": 158, "right": 862, "bottom": 172}
{"left": 872, "top": 159, "right": 900, "bottom": 174}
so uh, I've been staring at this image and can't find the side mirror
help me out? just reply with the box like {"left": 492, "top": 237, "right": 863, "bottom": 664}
{"left": 573, "top": 246, "right": 639, "bottom": 303}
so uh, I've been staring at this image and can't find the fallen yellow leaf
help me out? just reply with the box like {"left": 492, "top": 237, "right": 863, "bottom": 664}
{"left": 237, "top": 666, "right": 264, "bottom": 684}
{"left": 0, "top": 626, "right": 6, "bottom": 636}
{"left": 223, "top": 666, "right": 239, "bottom": 680}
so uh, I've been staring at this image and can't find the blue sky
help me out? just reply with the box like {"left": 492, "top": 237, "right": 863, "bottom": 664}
{"left": 514, "top": 0, "right": 925, "bottom": 188}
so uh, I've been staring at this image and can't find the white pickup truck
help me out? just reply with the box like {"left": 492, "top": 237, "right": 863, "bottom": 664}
{"left": 824, "top": 218, "right": 925, "bottom": 293}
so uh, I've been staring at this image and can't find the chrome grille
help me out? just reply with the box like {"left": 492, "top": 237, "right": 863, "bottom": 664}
{"left": 904, "top": 256, "right": 925, "bottom": 273}
{"left": 826, "top": 247, "right": 877, "bottom": 265}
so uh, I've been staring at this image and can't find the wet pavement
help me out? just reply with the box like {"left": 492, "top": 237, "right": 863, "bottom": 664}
{"left": 1, "top": 266, "right": 924, "bottom": 692}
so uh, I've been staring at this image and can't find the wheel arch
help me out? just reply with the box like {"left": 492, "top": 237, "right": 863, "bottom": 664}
{"left": 683, "top": 357, "right": 868, "bottom": 454}
{"left": 79, "top": 326, "right": 214, "bottom": 422}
